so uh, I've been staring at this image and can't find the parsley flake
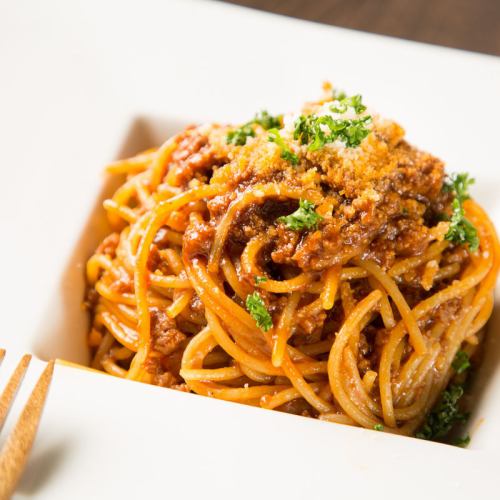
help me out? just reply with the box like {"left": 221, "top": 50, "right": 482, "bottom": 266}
{"left": 278, "top": 199, "right": 322, "bottom": 231}
{"left": 253, "top": 110, "right": 282, "bottom": 130}
{"left": 373, "top": 424, "right": 384, "bottom": 431}
{"left": 268, "top": 128, "right": 299, "bottom": 165}
{"left": 444, "top": 173, "right": 479, "bottom": 252}
{"left": 330, "top": 94, "right": 367, "bottom": 114}
{"left": 416, "top": 385, "right": 469, "bottom": 441}
{"left": 452, "top": 350, "right": 471, "bottom": 374}
{"left": 332, "top": 89, "right": 347, "bottom": 101}
{"left": 226, "top": 124, "right": 255, "bottom": 146}
{"left": 454, "top": 434, "right": 471, "bottom": 448}
{"left": 246, "top": 292, "right": 273, "bottom": 331}
{"left": 443, "top": 173, "right": 474, "bottom": 199}
{"left": 226, "top": 110, "right": 282, "bottom": 146}
{"left": 254, "top": 276, "right": 268, "bottom": 285}
{"left": 293, "top": 114, "right": 371, "bottom": 150}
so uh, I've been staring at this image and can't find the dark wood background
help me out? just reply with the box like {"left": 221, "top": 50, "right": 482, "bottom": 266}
{"left": 221, "top": 0, "right": 500, "bottom": 56}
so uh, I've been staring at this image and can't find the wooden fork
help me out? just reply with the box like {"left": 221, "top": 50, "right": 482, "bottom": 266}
{"left": 0, "top": 350, "right": 54, "bottom": 500}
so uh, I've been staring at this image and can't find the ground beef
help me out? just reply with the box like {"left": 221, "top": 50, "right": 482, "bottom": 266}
{"left": 166, "top": 127, "right": 228, "bottom": 187}
{"left": 150, "top": 308, "right": 186, "bottom": 356}
{"left": 271, "top": 224, "right": 301, "bottom": 265}
{"left": 183, "top": 218, "right": 215, "bottom": 259}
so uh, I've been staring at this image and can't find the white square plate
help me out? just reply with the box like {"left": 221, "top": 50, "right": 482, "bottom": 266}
{"left": 1, "top": 1, "right": 499, "bottom": 498}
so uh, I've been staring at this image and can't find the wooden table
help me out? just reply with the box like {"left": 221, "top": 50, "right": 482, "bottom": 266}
{"left": 223, "top": 0, "right": 500, "bottom": 56}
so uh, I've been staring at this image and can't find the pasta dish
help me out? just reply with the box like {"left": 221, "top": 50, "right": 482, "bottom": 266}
{"left": 85, "top": 84, "right": 499, "bottom": 443}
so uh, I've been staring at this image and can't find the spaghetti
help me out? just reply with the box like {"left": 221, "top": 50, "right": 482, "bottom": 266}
{"left": 85, "top": 85, "right": 499, "bottom": 441}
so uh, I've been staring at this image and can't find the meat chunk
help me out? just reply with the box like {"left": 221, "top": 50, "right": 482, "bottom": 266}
{"left": 166, "top": 128, "right": 228, "bottom": 187}
{"left": 150, "top": 308, "right": 186, "bottom": 356}
{"left": 183, "top": 218, "right": 215, "bottom": 259}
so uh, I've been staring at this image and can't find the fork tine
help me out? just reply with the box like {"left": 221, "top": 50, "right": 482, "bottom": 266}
{"left": 0, "top": 354, "right": 32, "bottom": 432}
{"left": 0, "top": 360, "right": 55, "bottom": 500}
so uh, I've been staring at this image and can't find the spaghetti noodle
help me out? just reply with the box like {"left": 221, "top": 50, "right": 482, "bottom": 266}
{"left": 85, "top": 85, "right": 499, "bottom": 441}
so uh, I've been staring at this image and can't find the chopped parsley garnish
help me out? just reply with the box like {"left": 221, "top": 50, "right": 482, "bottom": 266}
{"left": 226, "top": 124, "right": 255, "bottom": 146}
{"left": 226, "top": 110, "right": 282, "bottom": 146}
{"left": 254, "top": 276, "right": 268, "bottom": 285}
{"left": 443, "top": 172, "right": 474, "bottom": 199}
{"left": 452, "top": 350, "right": 471, "bottom": 374}
{"left": 277, "top": 199, "right": 323, "bottom": 231}
{"left": 446, "top": 201, "right": 479, "bottom": 251}
{"left": 444, "top": 173, "right": 479, "bottom": 252}
{"left": 373, "top": 424, "right": 384, "bottom": 431}
{"left": 416, "top": 385, "right": 469, "bottom": 441}
{"left": 293, "top": 114, "right": 371, "bottom": 150}
{"left": 454, "top": 434, "right": 471, "bottom": 448}
{"left": 332, "top": 89, "right": 347, "bottom": 101}
{"left": 246, "top": 292, "right": 273, "bottom": 331}
{"left": 268, "top": 128, "right": 299, "bottom": 165}
{"left": 330, "top": 94, "right": 367, "bottom": 114}
{"left": 253, "top": 110, "right": 282, "bottom": 130}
